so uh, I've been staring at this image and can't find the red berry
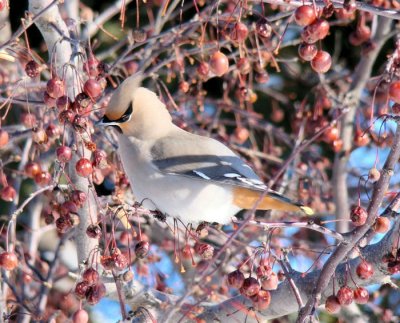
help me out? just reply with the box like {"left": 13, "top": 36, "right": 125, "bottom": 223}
{"left": 230, "top": 22, "right": 248, "bottom": 42}
{"left": 72, "top": 309, "right": 89, "bottom": 323}
{"left": 389, "top": 81, "right": 400, "bottom": 104}
{"left": 1, "top": 185, "right": 16, "bottom": 202}
{"left": 58, "top": 110, "right": 75, "bottom": 124}
{"left": 294, "top": 5, "right": 317, "bottom": 26}
{"left": 135, "top": 240, "right": 150, "bottom": 259}
{"left": 332, "top": 138, "right": 343, "bottom": 152}
{"left": 240, "top": 277, "right": 260, "bottom": 297}
{"left": 373, "top": 217, "right": 390, "bottom": 233}
{"left": 84, "top": 79, "right": 102, "bottom": 99}
{"left": 324, "top": 126, "right": 339, "bottom": 142}
{"left": 75, "top": 158, "right": 93, "bottom": 177}
{"left": 0, "top": 128, "right": 9, "bottom": 148}
{"left": 302, "top": 19, "right": 330, "bottom": 44}
{"left": 179, "top": 81, "right": 190, "bottom": 93}
{"left": 82, "top": 267, "right": 99, "bottom": 283}
{"left": 337, "top": 286, "right": 354, "bottom": 305}
{"left": 0, "top": 251, "right": 18, "bottom": 270}
{"left": 209, "top": 51, "right": 229, "bottom": 77}
{"left": 0, "top": 0, "right": 7, "bottom": 12}
{"left": 356, "top": 260, "right": 374, "bottom": 279}
{"left": 34, "top": 171, "right": 52, "bottom": 186}
{"left": 325, "top": 295, "right": 341, "bottom": 313}
{"left": 311, "top": 50, "right": 332, "bottom": 73}
{"left": 354, "top": 131, "right": 370, "bottom": 147}
{"left": 227, "top": 270, "right": 245, "bottom": 289}
{"left": 350, "top": 206, "right": 368, "bottom": 226}
{"left": 25, "top": 162, "right": 41, "bottom": 178}
{"left": 354, "top": 287, "right": 369, "bottom": 304}
{"left": 251, "top": 290, "right": 271, "bottom": 310}
{"left": 47, "top": 76, "right": 65, "bottom": 99}
{"left": 298, "top": 43, "right": 318, "bottom": 61}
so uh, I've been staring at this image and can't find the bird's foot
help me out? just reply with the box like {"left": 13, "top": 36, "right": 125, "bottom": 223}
{"left": 151, "top": 210, "right": 167, "bottom": 222}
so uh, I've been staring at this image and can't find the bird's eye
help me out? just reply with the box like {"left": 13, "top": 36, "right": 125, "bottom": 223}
{"left": 118, "top": 105, "right": 133, "bottom": 123}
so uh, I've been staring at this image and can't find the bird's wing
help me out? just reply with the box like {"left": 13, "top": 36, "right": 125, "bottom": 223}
{"left": 150, "top": 131, "right": 267, "bottom": 191}
{"left": 150, "top": 131, "right": 313, "bottom": 215}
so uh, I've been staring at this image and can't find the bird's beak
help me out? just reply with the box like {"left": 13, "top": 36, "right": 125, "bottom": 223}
{"left": 96, "top": 116, "right": 120, "bottom": 127}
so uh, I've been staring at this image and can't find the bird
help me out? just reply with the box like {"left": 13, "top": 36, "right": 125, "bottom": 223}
{"left": 98, "top": 74, "right": 313, "bottom": 225}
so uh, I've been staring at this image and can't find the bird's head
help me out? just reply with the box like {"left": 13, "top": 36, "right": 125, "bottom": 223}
{"left": 98, "top": 74, "right": 172, "bottom": 139}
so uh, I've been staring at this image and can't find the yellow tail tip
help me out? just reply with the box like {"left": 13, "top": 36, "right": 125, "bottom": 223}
{"left": 300, "top": 206, "right": 314, "bottom": 216}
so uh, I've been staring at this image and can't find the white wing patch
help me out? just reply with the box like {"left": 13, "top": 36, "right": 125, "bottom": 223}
{"left": 224, "top": 173, "right": 241, "bottom": 178}
{"left": 224, "top": 173, "right": 266, "bottom": 190}
{"left": 236, "top": 177, "right": 266, "bottom": 190}
{"left": 193, "top": 170, "right": 211, "bottom": 180}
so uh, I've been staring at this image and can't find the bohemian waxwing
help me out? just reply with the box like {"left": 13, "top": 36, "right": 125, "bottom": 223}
{"left": 99, "top": 74, "right": 313, "bottom": 225}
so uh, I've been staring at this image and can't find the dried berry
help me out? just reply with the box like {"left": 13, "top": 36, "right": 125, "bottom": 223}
{"left": 74, "top": 281, "right": 90, "bottom": 299}
{"left": 350, "top": 206, "right": 367, "bottom": 226}
{"left": 82, "top": 267, "right": 99, "bottom": 283}
{"left": 25, "top": 60, "right": 40, "bottom": 78}
{"left": 135, "top": 240, "right": 150, "bottom": 259}
{"left": 86, "top": 224, "right": 101, "bottom": 239}
{"left": 227, "top": 270, "right": 245, "bottom": 289}
{"left": 325, "top": 295, "right": 341, "bottom": 313}
{"left": 195, "top": 243, "right": 214, "bottom": 260}
{"left": 240, "top": 277, "right": 260, "bottom": 297}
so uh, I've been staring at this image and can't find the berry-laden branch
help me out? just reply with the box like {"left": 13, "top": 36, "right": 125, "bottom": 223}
{"left": 333, "top": 16, "right": 392, "bottom": 233}
{"left": 297, "top": 119, "right": 400, "bottom": 321}
{"left": 110, "top": 214, "right": 400, "bottom": 322}
{"left": 256, "top": 0, "right": 400, "bottom": 20}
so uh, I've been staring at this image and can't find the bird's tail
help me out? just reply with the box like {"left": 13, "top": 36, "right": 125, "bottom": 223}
{"left": 233, "top": 187, "right": 314, "bottom": 215}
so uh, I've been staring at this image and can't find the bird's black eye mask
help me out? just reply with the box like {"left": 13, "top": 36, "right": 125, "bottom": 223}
{"left": 102, "top": 105, "right": 133, "bottom": 124}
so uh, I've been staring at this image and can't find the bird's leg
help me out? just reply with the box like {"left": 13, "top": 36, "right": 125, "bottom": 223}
{"left": 195, "top": 221, "right": 210, "bottom": 238}
{"left": 151, "top": 209, "right": 167, "bottom": 222}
